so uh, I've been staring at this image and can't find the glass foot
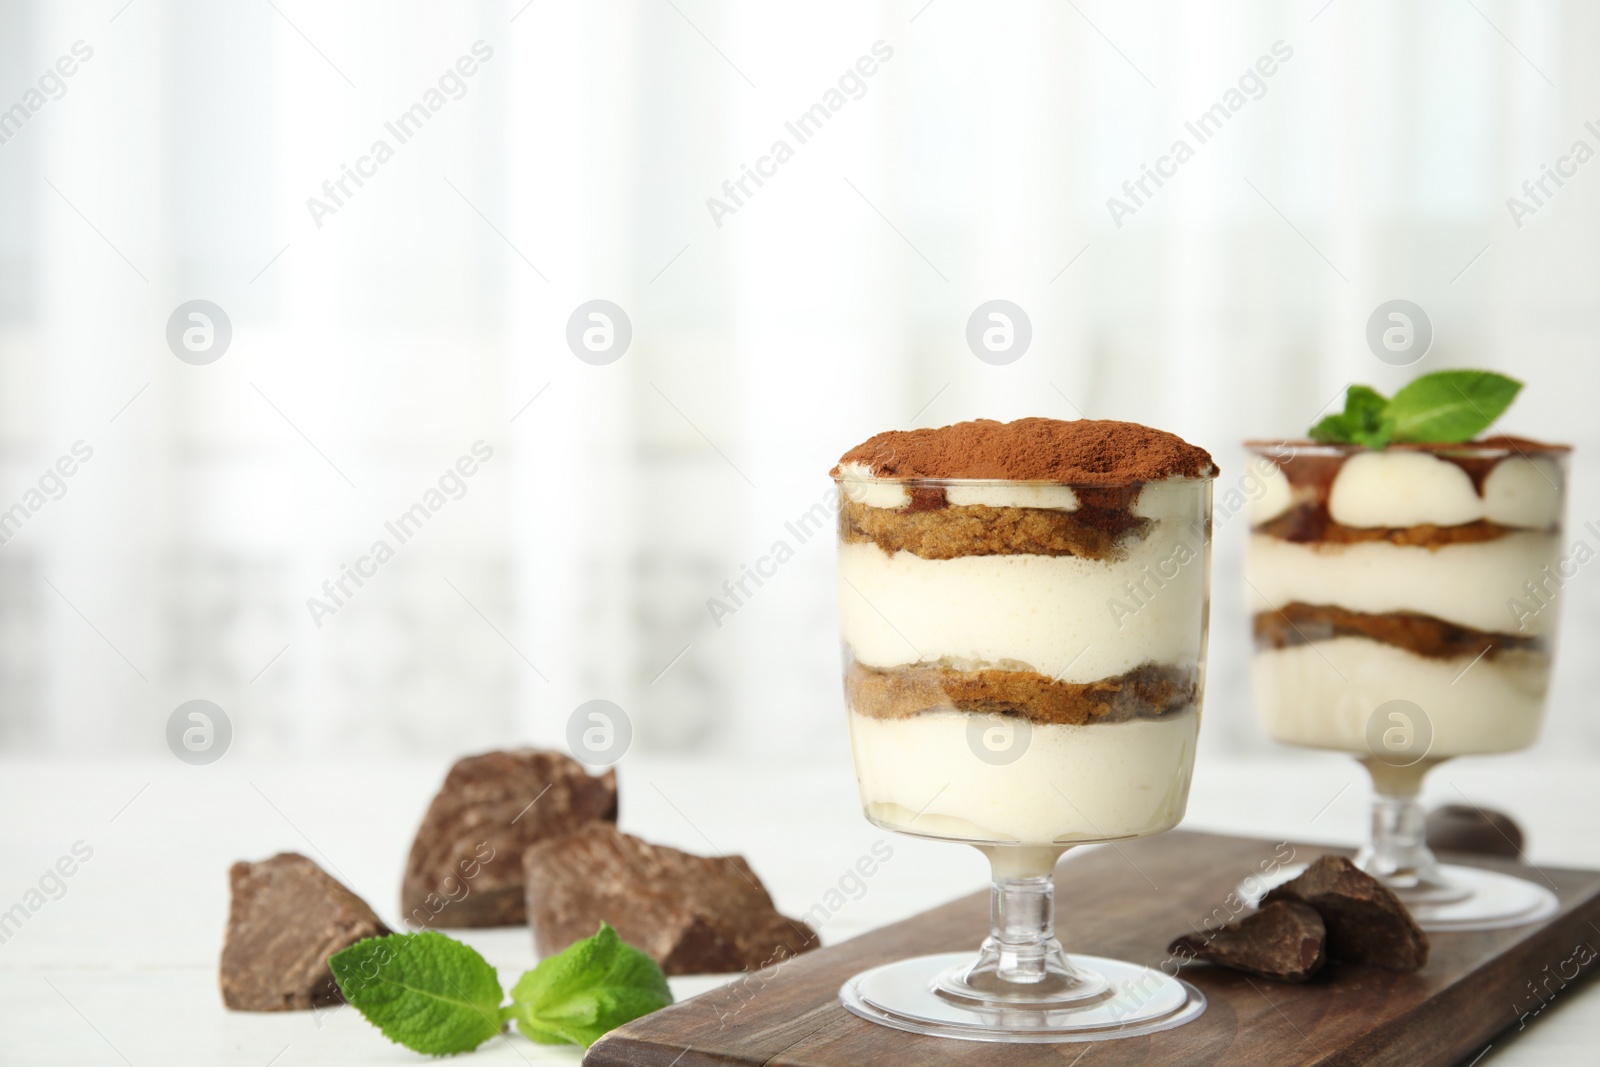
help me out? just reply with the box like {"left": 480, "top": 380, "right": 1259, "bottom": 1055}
{"left": 1237, "top": 862, "right": 1559, "bottom": 933}
{"left": 839, "top": 952, "right": 1206, "bottom": 1043}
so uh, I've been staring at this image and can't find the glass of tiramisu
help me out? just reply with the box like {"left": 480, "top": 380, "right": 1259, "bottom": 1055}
{"left": 832, "top": 417, "right": 1216, "bottom": 1042}
{"left": 1244, "top": 372, "right": 1570, "bottom": 930}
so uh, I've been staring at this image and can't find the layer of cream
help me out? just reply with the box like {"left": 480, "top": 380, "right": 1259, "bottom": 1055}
{"left": 1245, "top": 532, "right": 1563, "bottom": 637}
{"left": 837, "top": 464, "right": 915, "bottom": 509}
{"left": 1328, "top": 452, "right": 1562, "bottom": 529}
{"left": 835, "top": 470, "right": 1206, "bottom": 517}
{"left": 1252, "top": 637, "right": 1550, "bottom": 756}
{"left": 848, "top": 708, "right": 1198, "bottom": 844}
{"left": 840, "top": 515, "right": 1209, "bottom": 683}
{"left": 947, "top": 484, "right": 1079, "bottom": 510}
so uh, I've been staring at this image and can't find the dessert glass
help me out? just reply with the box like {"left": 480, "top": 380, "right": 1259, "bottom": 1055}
{"left": 834, "top": 471, "right": 1214, "bottom": 1042}
{"left": 1243, "top": 441, "right": 1570, "bottom": 930}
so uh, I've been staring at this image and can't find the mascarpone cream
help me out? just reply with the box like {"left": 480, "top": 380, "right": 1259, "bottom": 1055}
{"left": 849, "top": 709, "right": 1198, "bottom": 844}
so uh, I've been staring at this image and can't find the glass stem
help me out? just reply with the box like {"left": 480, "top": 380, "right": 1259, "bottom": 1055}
{"left": 1355, "top": 791, "right": 1442, "bottom": 888}
{"left": 1352, "top": 756, "right": 1466, "bottom": 901}
{"left": 991, "top": 875, "right": 1056, "bottom": 984}
{"left": 943, "top": 845, "right": 1098, "bottom": 1003}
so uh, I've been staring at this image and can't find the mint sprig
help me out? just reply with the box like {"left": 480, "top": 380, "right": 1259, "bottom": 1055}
{"left": 507, "top": 922, "right": 674, "bottom": 1048}
{"left": 1308, "top": 371, "right": 1522, "bottom": 448}
{"left": 330, "top": 923, "right": 672, "bottom": 1056}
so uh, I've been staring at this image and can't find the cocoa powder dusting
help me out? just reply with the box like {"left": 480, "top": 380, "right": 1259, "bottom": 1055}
{"left": 834, "top": 418, "right": 1216, "bottom": 484}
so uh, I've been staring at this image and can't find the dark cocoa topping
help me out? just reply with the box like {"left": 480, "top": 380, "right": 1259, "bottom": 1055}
{"left": 1248, "top": 436, "right": 1570, "bottom": 454}
{"left": 845, "top": 660, "right": 1197, "bottom": 726}
{"left": 839, "top": 497, "right": 1150, "bottom": 561}
{"left": 1475, "top": 435, "right": 1573, "bottom": 451}
{"left": 837, "top": 418, "right": 1216, "bottom": 484}
{"left": 1254, "top": 602, "right": 1547, "bottom": 661}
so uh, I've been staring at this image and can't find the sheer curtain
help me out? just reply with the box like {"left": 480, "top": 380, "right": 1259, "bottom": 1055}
{"left": 1, "top": 0, "right": 1594, "bottom": 762}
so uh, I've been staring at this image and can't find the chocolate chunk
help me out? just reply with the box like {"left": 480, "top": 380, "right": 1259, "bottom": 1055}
{"left": 1169, "top": 900, "right": 1326, "bottom": 982}
{"left": 1427, "top": 804, "right": 1524, "bottom": 858}
{"left": 220, "top": 853, "right": 390, "bottom": 1011}
{"left": 524, "top": 823, "right": 817, "bottom": 975}
{"left": 402, "top": 749, "right": 617, "bottom": 927}
{"left": 1265, "top": 855, "right": 1429, "bottom": 972}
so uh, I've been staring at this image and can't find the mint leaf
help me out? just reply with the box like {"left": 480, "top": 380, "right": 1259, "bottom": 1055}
{"left": 330, "top": 932, "right": 505, "bottom": 1056}
{"left": 1386, "top": 370, "right": 1522, "bottom": 443}
{"left": 1343, "top": 384, "right": 1387, "bottom": 428}
{"left": 1341, "top": 384, "right": 1394, "bottom": 448}
{"left": 1307, "top": 412, "right": 1354, "bottom": 444}
{"left": 507, "top": 923, "right": 673, "bottom": 1048}
{"left": 1309, "top": 384, "right": 1393, "bottom": 447}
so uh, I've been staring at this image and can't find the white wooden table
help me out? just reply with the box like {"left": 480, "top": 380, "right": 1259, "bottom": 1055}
{"left": 1, "top": 751, "right": 1594, "bottom": 1065}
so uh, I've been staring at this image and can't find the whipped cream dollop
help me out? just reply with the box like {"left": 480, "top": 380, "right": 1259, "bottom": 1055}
{"left": 1327, "top": 452, "right": 1562, "bottom": 529}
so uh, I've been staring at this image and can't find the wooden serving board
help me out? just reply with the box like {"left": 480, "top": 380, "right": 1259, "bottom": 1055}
{"left": 584, "top": 831, "right": 1600, "bottom": 1067}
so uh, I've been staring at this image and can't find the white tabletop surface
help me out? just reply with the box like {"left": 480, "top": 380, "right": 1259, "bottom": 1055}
{"left": 1, "top": 751, "right": 1595, "bottom": 1066}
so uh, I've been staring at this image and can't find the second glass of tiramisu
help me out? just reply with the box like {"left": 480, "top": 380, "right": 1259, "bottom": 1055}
{"left": 1244, "top": 372, "right": 1569, "bottom": 930}
{"left": 833, "top": 417, "right": 1215, "bottom": 1043}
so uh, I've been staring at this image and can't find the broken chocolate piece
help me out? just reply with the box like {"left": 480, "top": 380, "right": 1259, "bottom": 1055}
{"left": 1169, "top": 900, "right": 1326, "bottom": 982}
{"left": 524, "top": 823, "right": 817, "bottom": 975}
{"left": 1427, "top": 804, "right": 1523, "bottom": 859}
{"left": 220, "top": 852, "right": 390, "bottom": 1011}
{"left": 1265, "top": 855, "right": 1429, "bottom": 972}
{"left": 401, "top": 749, "right": 617, "bottom": 927}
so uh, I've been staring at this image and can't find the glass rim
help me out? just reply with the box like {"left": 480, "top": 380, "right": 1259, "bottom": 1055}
{"left": 1243, "top": 439, "right": 1572, "bottom": 459}
{"left": 830, "top": 473, "right": 1217, "bottom": 488}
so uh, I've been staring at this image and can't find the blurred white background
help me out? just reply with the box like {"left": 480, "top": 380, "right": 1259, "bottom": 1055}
{"left": 1, "top": 0, "right": 1596, "bottom": 766}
